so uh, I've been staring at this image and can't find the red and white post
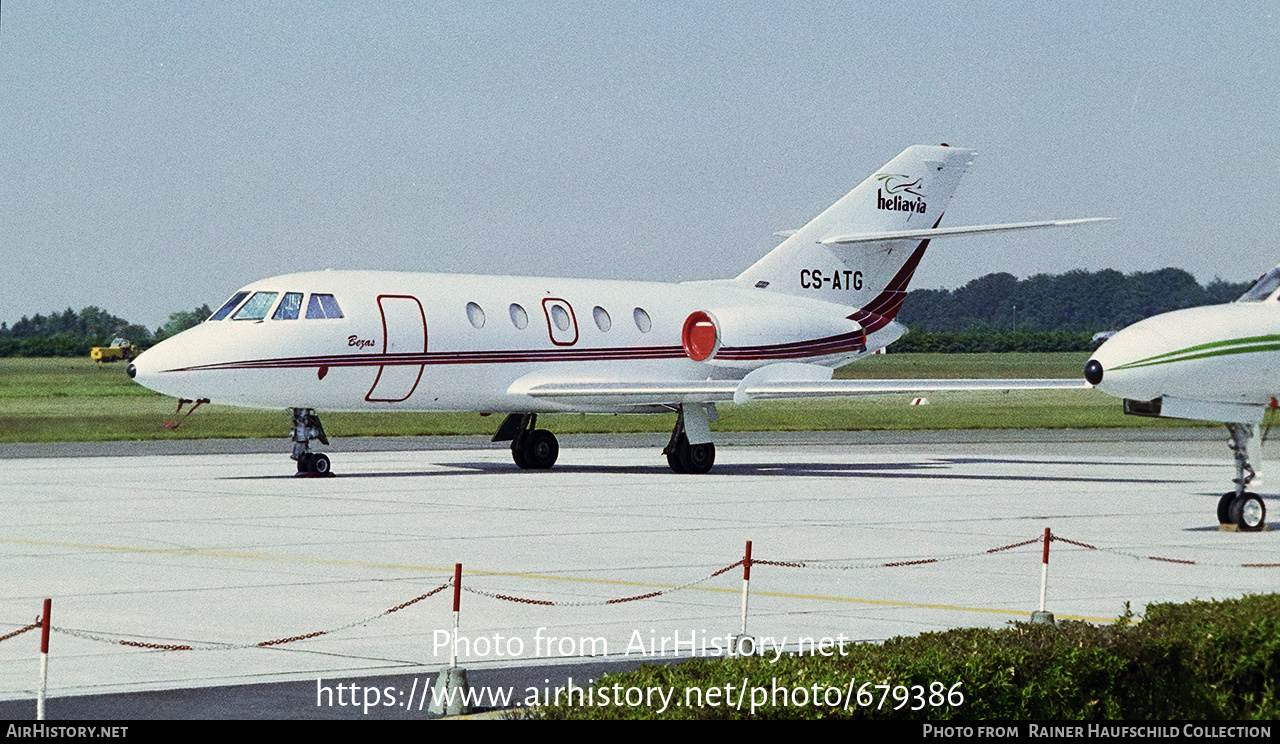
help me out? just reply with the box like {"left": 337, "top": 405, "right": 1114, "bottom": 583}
{"left": 37, "top": 598, "right": 50, "bottom": 721}
{"left": 1031, "top": 528, "right": 1055, "bottom": 626}
{"left": 429, "top": 564, "right": 471, "bottom": 716}
{"left": 733, "top": 541, "right": 756, "bottom": 656}
{"left": 1040, "top": 527, "right": 1050, "bottom": 611}
{"left": 450, "top": 563, "right": 461, "bottom": 668}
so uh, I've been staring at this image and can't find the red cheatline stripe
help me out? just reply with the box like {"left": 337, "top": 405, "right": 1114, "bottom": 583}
{"left": 163, "top": 331, "right": 870, "bottom": 374}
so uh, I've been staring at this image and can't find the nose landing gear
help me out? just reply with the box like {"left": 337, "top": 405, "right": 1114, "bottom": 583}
{"left": 291, "top": 408, "right": 334, "bottom": 477}
{"left": 1219, "top": 423, "right": 1266, "bottom": 531}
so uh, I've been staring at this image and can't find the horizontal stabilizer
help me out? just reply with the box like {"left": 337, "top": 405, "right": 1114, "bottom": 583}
{"left": 820, "top": 218, "right": 1113, "bottom": 246}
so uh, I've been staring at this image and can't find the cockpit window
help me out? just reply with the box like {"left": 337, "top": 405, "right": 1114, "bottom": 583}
{"left": 1237, "top": 268, "right": 1280, "bottom": 302}
{"left": 232, "top": 291, "right": 279, "bottom": 320}
{"left": 306, "top": 293, "right": 344, "bottom": 319}
{"left": 209, "top": 291, "right": 250, "bottom": 321}
{"left": 273, "top": 292, "right": 303, "bottom": 320}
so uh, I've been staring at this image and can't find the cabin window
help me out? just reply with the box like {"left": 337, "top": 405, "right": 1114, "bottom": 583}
{"left": 306, "top": 294, "right": 344, "bottom": 319}
{"left": 273, "top": 292, "right": 303, "bottom": 320}
{"left": 510, "top": 303, "right": 528, "bottom": 329}
{"left": 209, "top": 291, "right": 249, "bottom": 321}
{"left": 466, "top": 302, "right": 486, "bottom": 328}
{"left": 633, "top": 307, "right": 652, "bottom": 333}
{"left": 232, "top": 292, "right": 279, "bottom": 321}
{"left": 549, "top": 304, "right": 571, "bottom": 331}
{"left": 593, "top": 306, "right": 611, "bottom": 332}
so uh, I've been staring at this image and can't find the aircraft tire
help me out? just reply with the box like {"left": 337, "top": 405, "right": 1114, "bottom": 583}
{"left": 679, "top": 441, "right": 715, "bottom": 474}
{"left": 297, "top": 454, "right": 312, "bottom": 473}
{"left": 525, "top": 430, "right": 558, "bottom": 469}
{"left": 310, "top": 452, "right": 332, "bottom": 475}
{"left": 1229, "top": 492, "right": 1266, "bottom": 532}
{"left": 666, "top": 448, "right": 687, "bottom": 473}
{"left": 511, "top": 441, "right": 530, "bottom": 469}
{"left": 1217, "top": 492, "right": 1236, "bottom": 524}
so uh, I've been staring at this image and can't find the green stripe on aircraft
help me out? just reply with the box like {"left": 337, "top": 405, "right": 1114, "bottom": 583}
{"left": 1111, "top": 334, "right": 1280, "bottom": 371}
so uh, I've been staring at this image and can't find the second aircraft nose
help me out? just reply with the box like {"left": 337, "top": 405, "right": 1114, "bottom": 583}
{"left": 1083, "top": 359, "right": 1103, "bottom": 385}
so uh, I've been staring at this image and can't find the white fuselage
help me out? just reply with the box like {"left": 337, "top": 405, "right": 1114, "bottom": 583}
{"left": 1087, "top": 301, "right": 1280, "bottom": 408}
{"left": 130, "top": 270, "right": 891, "bottom": 414}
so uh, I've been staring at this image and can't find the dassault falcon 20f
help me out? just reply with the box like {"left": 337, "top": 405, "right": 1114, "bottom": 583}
{"left": 1086, "top": 267, "right": 1280, "bottom": 531}
{"left": 128, "top": 144, "right": 1103, "bottom": 475}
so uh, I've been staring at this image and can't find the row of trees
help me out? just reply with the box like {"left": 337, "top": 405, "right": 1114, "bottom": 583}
{"left": 896, "top": 267, "right": 1252, "bottom": 333}
{"left": 0, "top": 305, "right": 210, "bottom": 357}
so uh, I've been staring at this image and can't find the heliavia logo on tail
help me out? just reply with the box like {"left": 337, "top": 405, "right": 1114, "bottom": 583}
{"left": 875, "top": 173, "right": 927, "bottom": 215}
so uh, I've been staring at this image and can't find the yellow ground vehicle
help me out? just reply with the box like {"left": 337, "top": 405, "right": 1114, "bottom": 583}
{"left": 90, "top": 337, "right": 132, "bottom": 363}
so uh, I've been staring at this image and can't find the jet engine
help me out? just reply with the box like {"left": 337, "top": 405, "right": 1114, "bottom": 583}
{"left": 679, "top": 307, "right": 865, "bottom": 367}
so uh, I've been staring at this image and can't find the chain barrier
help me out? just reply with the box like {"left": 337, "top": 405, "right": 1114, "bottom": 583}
{"left": 0, "top": 621, "right": 39, "bottom": 645}
{"left": 8, "top": 530, "right": 1277, "bottom": 652}
{"left": 1045, "top": 533, "right": 1280, "bottom": 568}
{"left": 48, "top": 580, "right": 453, "bottom": 652}
{"left": 462, "top": 561, "right": 745, "bottom": 607}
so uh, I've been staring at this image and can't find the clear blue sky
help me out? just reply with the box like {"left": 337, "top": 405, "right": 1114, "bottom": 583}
{"left": 2, "top": 1, "right": 1277, "bottom": 329}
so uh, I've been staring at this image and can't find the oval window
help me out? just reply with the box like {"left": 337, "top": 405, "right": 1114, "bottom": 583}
{"left": 593, "top": 306, "right": 611, "bottom": 332}
{"left": 550, "top": 304, "right": 571, "bottom": 331}
{"left": 466, "top": 302, "right": 485, "bottom": 329}
{"left": 509, "top": 303, "right": 528, "bottom": 329}
{"left": 633, "top": 307, "right": 652, "bottom": 333}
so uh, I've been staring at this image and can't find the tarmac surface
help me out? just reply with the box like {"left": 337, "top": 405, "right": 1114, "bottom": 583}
{"left": 0, "top": 428, "right": 1276, "bottom": 719}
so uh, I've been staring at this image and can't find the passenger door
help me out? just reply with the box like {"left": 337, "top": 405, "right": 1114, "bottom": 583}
{"left": 365, "top": 295, "right": 427, "bottom": 402}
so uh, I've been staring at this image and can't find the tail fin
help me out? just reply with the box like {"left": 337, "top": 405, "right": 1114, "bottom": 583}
{"left": 735, "top": 145, "right": 975, "bottom": 319}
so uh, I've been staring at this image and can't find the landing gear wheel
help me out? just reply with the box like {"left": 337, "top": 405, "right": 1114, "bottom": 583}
{"left": 515, "top": 429, "right": 558, "bottom": 469}
{"left": 679, "top": 442, "right": 715, "bottom": 474}
{"left": 665, "top": 434, "right": 714, "bottom": 474}
{"left": 309, "top": 452, "right": 332, "bottom": 475}
{"left": 511, "top": 441, "right": 530, "bottom": 469}
{"left": 666, "top": 447, "right": 687, "bottom": 474}
{"left": 1229, "top": 492, "right": 1266, "bottom": 532}
{"left": 1218, "top": 492, "right": 1236, "bottom": 525}
{"left": 525, "top": 429, "right": 559, "bottom": 469}
{"left": 297, "top": 454, "right": 313, "bottom": 473}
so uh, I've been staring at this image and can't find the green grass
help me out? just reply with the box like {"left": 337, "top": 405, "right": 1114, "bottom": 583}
{"left": 0, "top": 354, "right": 1198, "bottom": 443}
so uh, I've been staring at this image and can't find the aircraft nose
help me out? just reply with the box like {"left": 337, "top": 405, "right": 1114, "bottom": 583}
{"left": 1083, "top": 359, "right": 1103, "bottom": 385}
{"left": 126, "top": 346, "right": 163, "bottom": 391}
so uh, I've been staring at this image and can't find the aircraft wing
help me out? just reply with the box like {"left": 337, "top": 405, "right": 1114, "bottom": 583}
{"left": 515, "top": 377, "right": 1089, "bottom": 406}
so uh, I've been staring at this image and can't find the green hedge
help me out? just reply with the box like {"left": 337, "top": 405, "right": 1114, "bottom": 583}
{"left": 0, "top": 333, "right": 102, "bottom": 358}
{"left": 892, "top": 330, "right": 1096, "bottom": 353}
{"left": 535, "top": 594, "right": 1280, "bottom": 719}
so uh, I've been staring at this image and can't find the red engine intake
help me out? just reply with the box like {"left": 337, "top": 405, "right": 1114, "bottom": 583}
{"left": 681, "top": 311, "right": 720, "bottom": 361}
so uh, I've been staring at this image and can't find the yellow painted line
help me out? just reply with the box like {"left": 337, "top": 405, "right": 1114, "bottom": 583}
{"left": 2, "top": 536, "right": 1112, "bottom": 623}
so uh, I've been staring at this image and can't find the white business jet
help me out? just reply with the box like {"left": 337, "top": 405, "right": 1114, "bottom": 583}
{"left": 1086, "top": 269, "right": 1280, "bottom": 531}
{"left": 128, "top": 144, "right": 1101, "bottom": 476}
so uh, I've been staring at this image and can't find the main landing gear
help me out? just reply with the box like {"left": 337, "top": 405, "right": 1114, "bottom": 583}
{"left": 492, "top": 413, "right": 559, "bottom": 469}
{"left": 492, "top": 404, "right": 718, "bottom": 474}
{"left": 663, "top": 405, "right": 716, "bottom": 474}
{"left": 291, "top": 408, "right": 333, "bottom": 477}
{"left": 1218, "top": 423, "right": 1267, "bottom": 531}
